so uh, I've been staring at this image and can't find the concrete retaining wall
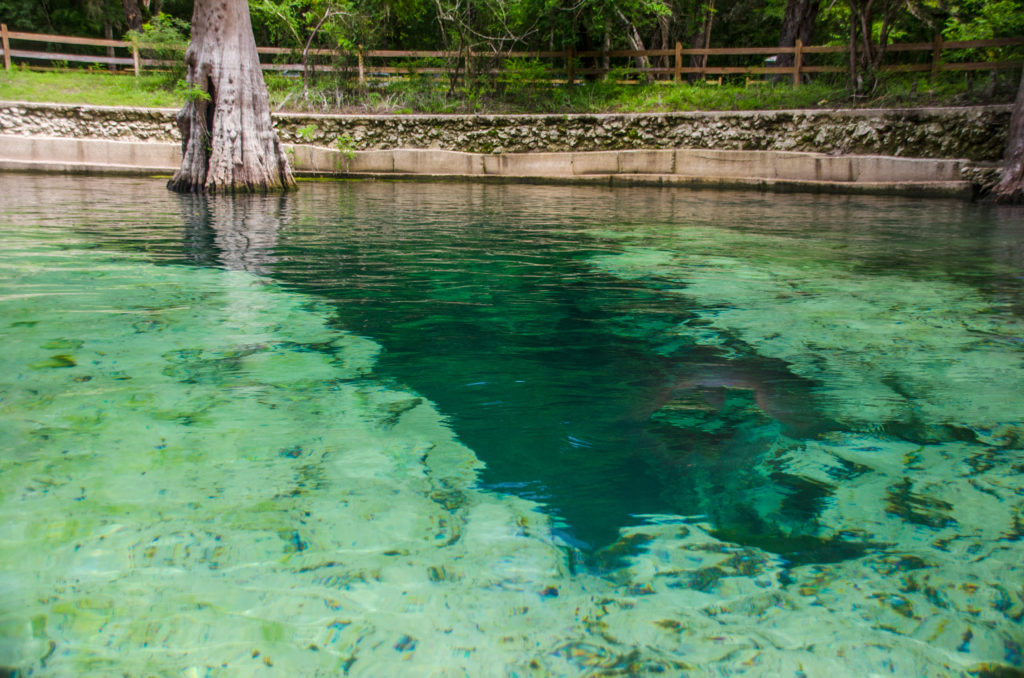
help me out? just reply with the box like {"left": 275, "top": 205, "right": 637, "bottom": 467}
{"left": 0, "top": 134, "right": 978, "bottom": 199}
{"left": 0, "top": 135, "right": 180, "bottom": 173}
{"left": 2, "top": 101, "right": 1008, "bottom": 198}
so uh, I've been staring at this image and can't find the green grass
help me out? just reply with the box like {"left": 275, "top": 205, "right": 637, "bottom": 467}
{"left": 570, "top": 80, "right": 839, "bottom": 113}
{"left": 590, "top": 74, "right": 1014, "bottom": 113}
{"left": 0, "top": 67, "right": 185, "bottom": 108}
{"left": 284, "top": 69, "right": 1017, "bottom": 114}
{"left": 0, "top": 65, "right": 1017, "bottom": 114}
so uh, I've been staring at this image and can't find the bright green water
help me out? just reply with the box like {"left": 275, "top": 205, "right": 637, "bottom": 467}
{"left": 1, "top": 173, "right": 1022, "bottom": 676}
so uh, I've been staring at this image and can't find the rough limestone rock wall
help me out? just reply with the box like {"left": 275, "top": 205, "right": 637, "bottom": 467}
{"left": 0, "top": 103, "right": 180, "bottom": 141}
{"left": 0, "top": 101, "right": 1012, "bottom": 161}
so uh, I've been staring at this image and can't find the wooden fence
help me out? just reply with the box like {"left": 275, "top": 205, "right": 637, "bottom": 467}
{"left": 2, "top": 23, "right": 1022, "bottom": 87}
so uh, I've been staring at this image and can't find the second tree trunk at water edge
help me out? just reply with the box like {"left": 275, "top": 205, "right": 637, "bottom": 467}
{"left": 995, "top": 68, "right": 1024, "bottom": 204}
{"left": 167, "top": 0, "right": 296, "bottom": 194}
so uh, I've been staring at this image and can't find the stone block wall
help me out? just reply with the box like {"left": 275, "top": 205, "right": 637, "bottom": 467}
{"left": 0, "top": 101, "right": 1012, "bottom": 162}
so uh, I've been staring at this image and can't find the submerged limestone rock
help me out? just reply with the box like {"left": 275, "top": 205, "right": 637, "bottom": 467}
{"left": 1, "top": 184, "right": 1021, "bottom": 677}
{"left": 588, "top": 221, "right": 1024, "bottom": 676}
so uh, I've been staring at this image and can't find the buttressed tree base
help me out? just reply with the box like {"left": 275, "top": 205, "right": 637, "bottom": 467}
{"left": 167, "top": 0, "right": 296, "bottom": 194}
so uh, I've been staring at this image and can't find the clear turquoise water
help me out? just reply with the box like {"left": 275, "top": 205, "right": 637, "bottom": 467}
{"left": 1, "top": 173, "right": 1022, "bottom": 676}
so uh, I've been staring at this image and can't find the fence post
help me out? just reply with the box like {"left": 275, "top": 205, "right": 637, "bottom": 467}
{"left": 131, "top": 36, "right": 140, "bottom": 77}
{"left": 792, "top": 38, "right": 802, "bottom": 86}
{"left": 931, "top": 34, "right": 943, "bottom": 80}
{"left": 2, "top": 24, "right": 11, "bottom": 71}
{"left": 674, "top": 41, "right": 682, "bottom": 82}
{"left": 357, "top": 46, "right": 365, "bottom": 86}
{"left": 566, "top": 46, "right": 575, "bottom": 86}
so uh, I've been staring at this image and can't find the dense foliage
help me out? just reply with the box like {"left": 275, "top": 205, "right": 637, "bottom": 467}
{"left": 0, "top": 0, "right": 1021, "bottom": 112}
{"left": 4, "top": 0, "right": 1021, "bottom": 56}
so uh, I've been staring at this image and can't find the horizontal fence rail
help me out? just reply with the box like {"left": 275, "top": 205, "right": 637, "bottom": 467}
{"left": 1, "top": 24, "right": 1022, "bottom": 87}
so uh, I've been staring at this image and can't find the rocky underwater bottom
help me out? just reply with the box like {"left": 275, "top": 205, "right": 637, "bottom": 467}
{"left": 1, "top": 179, "right": 1022, "bottom": 677}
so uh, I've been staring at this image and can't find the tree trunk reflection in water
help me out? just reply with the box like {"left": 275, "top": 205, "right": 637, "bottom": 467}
{"left": 178, "top": 192, "right": 290, "bottom": 273}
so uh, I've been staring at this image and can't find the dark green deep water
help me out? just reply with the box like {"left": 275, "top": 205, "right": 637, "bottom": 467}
{"left": 2, "top": 173, "right": 1023, "bottom": 675}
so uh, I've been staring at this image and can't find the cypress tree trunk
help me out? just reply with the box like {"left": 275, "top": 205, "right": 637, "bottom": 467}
{"left": 994, "top": 68, "right": 1024, "bottom": 204}
{"left": 687, "top": 0, "right": 714, "bottom": 82}
{"left": 167, "top": 0, "right": 296, "bottom": 194}
{"left": 777, "top": 0, "right": 819, "bottom": 68}
{"left": 122, "top": 0, "right": 144, "bottom": 32}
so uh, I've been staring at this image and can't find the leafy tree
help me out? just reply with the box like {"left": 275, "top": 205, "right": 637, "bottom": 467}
{"left": 943, "top": 0, "right": 1024, "bottom": 41}
{"left": 251, "top": 0, "right": 356, "bottom": 92}
{"left": 125, "top": 11, "right": 191, "bottom": 81}
{"left": 0, "top": 0, "right": 125, "bottom": 35}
